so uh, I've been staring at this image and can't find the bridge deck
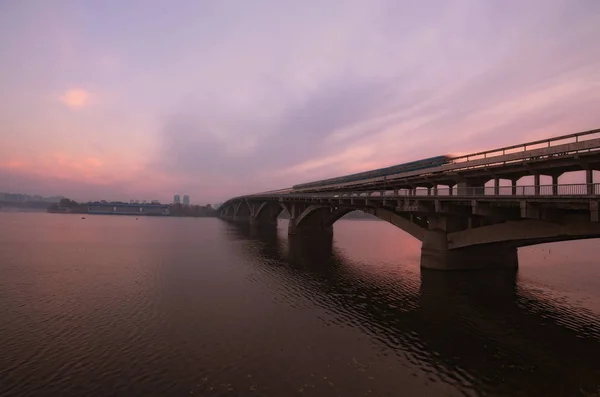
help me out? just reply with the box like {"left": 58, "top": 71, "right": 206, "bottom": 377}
{"left": 223, "top": 128, "right": 600, "bottom": 207}
{"left": 220, "top": 130, "right": 600, "bottom": 270}
{"left": 244, "top": 183, "right": 599, "bottom": 201}
{"left": 289, "top": 128, "right": 600, "bottom": 193}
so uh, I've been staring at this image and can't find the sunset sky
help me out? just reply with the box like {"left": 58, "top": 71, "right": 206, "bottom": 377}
{"left": 1, "top": 0, "right": 599, "bottom": 204}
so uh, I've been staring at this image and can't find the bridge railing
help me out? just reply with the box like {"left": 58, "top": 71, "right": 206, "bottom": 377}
{"left": 409, "top": 183, "right": 600, "bottom": 197}
{"left": 252, "top": 183, "right": 600, "bottom": 199}
{"left": 318, "top": 129, "right": 600, "bottom": 190}
{"left": 448, "top": 128, "right": 600, "bottom": 164}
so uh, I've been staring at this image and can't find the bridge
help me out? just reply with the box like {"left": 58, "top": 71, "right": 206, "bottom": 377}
{"left": 219, "top": 128, "right": 600, "bottom": 270}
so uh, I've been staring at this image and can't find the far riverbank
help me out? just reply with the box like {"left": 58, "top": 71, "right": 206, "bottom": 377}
{"left": 46, "top": 199, "right": 218, "bottom": 218}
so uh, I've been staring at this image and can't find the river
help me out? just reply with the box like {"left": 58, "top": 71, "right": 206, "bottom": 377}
{"left": 0, "top": 212, "right": 599, "bottom": 396}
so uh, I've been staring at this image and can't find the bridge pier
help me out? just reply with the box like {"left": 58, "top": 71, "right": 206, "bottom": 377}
{"left": 285, "top": 203, "right": 333, "bottom": 236}
{"left": 250, "top": 217, "right": 277, "bottom": 227}
{"left": 586, "top": 169, "right": 594, "bottom": 195}
{"left": 448, "top": 183, "right": 455, "bottom": 196}
{"left": 552, "top": 174, "right": 559, "bottom": 195}
{"left": 288, "top": 218, "right": 333, "bottom": 236}
{"left": 420, "top": 229, "right": 518, "bottom": 270}
{"left": 457, "top": 180, "right": 486, "bottom": 195}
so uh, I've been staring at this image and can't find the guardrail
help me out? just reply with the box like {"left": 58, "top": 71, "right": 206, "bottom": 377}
{"left": 244, "top": 129, "right": 600, "bottom": 197}
{"left": 286, "top": 128, "right": 600, "bottom": 192}
{"left": 404, "top": 183, "right": 600, "bottom": 197}
{"left": 243, "top": 183, "right": 600, "bottom": 200}
{"left": 449, "top": 127, "right": 600, "bottom": 164}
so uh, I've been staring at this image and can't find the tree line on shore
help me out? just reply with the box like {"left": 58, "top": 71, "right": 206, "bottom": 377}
{"left": 47, "top": 198, "right": 88, "bottom": 213}
{"left": 169, "top": 203, "right": 217, "bottom": 217}
{"left": 47, "top": 199, "right": 218, "bottom": 217}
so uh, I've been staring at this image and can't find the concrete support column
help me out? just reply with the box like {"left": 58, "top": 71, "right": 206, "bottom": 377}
{"left": 494, "top": 178, "right": 500, "bottom": 195}
{"left": 534, "top": 174, "right": 540, "bottom": 195}
{"left": 393, "top": 189, "right": 399, "bottom": 196}
{"left": 457, "top": 180, "right": 485, "bottom": 196}
{"left": 287, "top": 203, "right": 299, "bottom": 235}
{"left": 433, "top": 185, "right": 438, "bottom": 196}
{"left": 511, "top": 179, "right": 518, "bottom": 195}
{"left": 591, "top": 201, "right": 599, "bottom": 222}
{"left": 287, "top": 218, "right": 298, "bottom": 234}
{"left": 250, "top": 216, "right": 276, "bottom": 227}
{"left": 420, "top": 229, "right": 518, "bottom": 270}
{"left": 251, "top": 202, "right": 281, "bottom": 227}
{"left": 586, "top": 169, "right": 594, "bottom": 195}
{"left": 427, "top": 187, "right": 432, "bottom": 196}
{"left": 448, "top": 185, "right": 454, "bottom": 196}
{"left": 428, "top": 216, "right": 447, "bottom": 231}
{"left": 552, "top": 175, "right": 559, "bottom": 195}
{"left": 288, "top": 205, "right": 333, "bottom": 236}
{"left": 232, "top": 202, "right": 252, "bottom": 222}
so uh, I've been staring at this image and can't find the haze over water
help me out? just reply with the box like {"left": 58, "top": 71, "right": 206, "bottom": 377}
{"left": 0, "top": 212, "right": 599, "bottom": 396}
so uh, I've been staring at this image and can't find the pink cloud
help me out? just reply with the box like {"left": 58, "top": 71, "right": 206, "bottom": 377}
{"left": 59, "top": 88, "right": 90, "bottom": 109}
{"left": 3, "top": 0, "right": 600, "bottom": 204}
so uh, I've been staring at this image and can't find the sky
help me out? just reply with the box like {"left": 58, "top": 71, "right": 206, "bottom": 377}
{"left": 1, "top": 0, "right": 599, "bottom": 204}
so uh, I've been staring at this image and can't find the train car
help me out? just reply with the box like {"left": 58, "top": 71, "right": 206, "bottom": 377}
{"left": 292, "top": 155, "right": 452, "bottom": 191}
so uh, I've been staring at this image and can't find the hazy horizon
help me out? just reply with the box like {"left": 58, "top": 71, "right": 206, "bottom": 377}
{"left": 2, "top": 0, "right": 600, "bottom": 203}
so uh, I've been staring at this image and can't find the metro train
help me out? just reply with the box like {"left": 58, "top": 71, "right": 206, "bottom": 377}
{"left": 292, "top": 155, "right": 452, "bottom": 191}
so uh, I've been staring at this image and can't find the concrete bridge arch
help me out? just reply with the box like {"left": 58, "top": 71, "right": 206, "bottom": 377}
{"left": 220, "top": 194, "right": 600, "bottom": 271}
{"left": 253, "top": 201, "right": 286, "bottom": 225}
{"left": 220, "top": 199, "right": 286, "bottom": 225}
{"left": 288, "top": 204, "right": 426, "bottom": 241}
{"left": 448, "top": 218, "right": 600, "bottom": 249}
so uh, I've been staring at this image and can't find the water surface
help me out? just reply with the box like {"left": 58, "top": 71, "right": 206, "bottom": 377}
{"left": 0, "top": 212, "right": 599, "bottom": 396}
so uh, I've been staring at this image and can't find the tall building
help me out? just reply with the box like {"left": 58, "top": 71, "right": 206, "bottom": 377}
{"left": 183, "top": 195, "right": 190, "bottom": 206}
{"left": 174, "top": 194, "right": 181, "bottom": 204}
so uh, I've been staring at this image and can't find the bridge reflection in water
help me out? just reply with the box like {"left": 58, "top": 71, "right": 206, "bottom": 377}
{"left": 225, "top": 221, "right": 600, "bottom": 397}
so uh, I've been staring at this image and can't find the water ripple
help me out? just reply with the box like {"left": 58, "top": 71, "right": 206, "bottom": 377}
{"left": 0, "top": 214, "right": 599, "bottom": 397}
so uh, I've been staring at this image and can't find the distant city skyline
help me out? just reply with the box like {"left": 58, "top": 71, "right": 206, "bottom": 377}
{"left": 0, "top": 192, "right": 65, "bottom": 203}
{"left": 0, "top": 191, "right": 212, "bottom": 206}
{"left": 1, "top": 1, "right": 599, "bottom": 203}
